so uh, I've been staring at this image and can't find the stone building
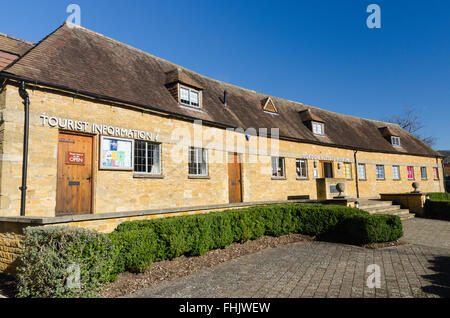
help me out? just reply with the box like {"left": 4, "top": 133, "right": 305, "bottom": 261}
{"left": 0, "top": 22, "right": 444, "bottom": 254}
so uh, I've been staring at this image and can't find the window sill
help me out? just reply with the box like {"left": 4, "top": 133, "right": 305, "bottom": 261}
{"left": 272, "top": 177, "right": 286, "bottom": 180}
{"left": 376, "top": 178, "right": 386, "bottom": 181}
{"left": 188, "top": 175, "right": 210, "bottom": 180}
{"left": 393, "top": 179, "right": 401, "bottom": 181}
{"left": 133, "top": 174, "right": 164, "bottom": 179}
{"left": 296, "top": 177, "right": 309, "bottom": 181}
{"left": 358, "top": 179, "right": 367, "bottom": 182}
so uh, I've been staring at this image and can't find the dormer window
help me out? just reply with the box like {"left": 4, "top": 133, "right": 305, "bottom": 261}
{"left": 312, "top": 121, "right": 324, "bottom": 135}
{"left": 391, "top": 136, "right": 401, "bottom": 147}
{"left": 299, "top": 109, "right": 325, "bottom": 136}
{"left": 180, "top": 86, "right": 200, "bottom": 108}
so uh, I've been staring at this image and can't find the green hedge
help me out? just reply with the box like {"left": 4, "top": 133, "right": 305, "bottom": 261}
{"left": 425, "top": 200, "right": 450, "bottom": 221}
{"left": 424, "top": 192, "right": 450, "bottom": 221}
{"left": 427, "top": 192, "right": 450, "bottom": 201}
{"left": 110, "top": 203, "right": 403, "bottom": 273}
{"left": 17, "top": 226, "right": 118, "bottom": 298}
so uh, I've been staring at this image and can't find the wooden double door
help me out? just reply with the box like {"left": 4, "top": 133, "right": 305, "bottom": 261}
{"left": 56, "top": 132, "right": 93, "bottom": 215}
{"left": 228, "top": 153, "right": 242, "bottom": 203}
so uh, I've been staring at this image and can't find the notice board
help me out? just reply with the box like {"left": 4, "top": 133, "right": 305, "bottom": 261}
{"left": 100, "top": 136, "right": 134, "bottom": 170}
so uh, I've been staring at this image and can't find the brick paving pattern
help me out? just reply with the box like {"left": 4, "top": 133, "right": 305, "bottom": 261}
{"left": 127, "top": 218, "right": 450, "bottom": 298}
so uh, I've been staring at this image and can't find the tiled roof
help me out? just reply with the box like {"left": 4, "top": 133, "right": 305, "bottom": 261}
{"left": 0, "top": 23, "right": 441, "bottom": 158}
{"left": 0, "top": 33, "right": 34, "bottom": 70}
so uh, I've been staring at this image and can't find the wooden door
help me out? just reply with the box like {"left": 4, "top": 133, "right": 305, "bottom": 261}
{"left": 228, "top": 153, "right": 242, "bottom": 203}
{"left": 56, "top": 132, "right": 93, "bottom": 215}
{"left": 322, "top": 161, "right": 334, "bottom": 178}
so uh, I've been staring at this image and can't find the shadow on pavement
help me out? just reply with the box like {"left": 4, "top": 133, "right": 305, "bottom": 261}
{"left": 422, "top": 255, "right": 450, "bottom": 298}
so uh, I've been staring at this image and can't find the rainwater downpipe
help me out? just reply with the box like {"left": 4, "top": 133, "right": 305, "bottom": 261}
{"left": 354, "top": 150, "right": 360, "bottom": 199}
{"left": 19, "top": 81, "right": 30, "bottom": 216}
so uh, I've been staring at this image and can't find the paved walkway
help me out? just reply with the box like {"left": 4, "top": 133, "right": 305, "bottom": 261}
{"left": 128, "top": 218, "right": 450, "bottom": 298}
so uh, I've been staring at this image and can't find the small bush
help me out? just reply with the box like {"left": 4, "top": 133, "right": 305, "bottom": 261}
{"left": 17, "top": 226, "right": 118, "bottom": 298}
{"left": 344, "top": 214, "right": 404, "bottom": 244}
{"left": 109, "top": 229, "right": 158, "bottom": 273}
{"left": 112, "top": 203, "right": 402, "bottom": 273}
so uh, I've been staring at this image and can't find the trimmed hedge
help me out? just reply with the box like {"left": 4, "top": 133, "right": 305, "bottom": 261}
{"left": 424, "top": 200, "right": 450, "bottom": 221}
{"left": 110, "top": 203, "right": 403, "bottom": 273}
{"left": 427, "top": 192, "right": 450, "bottom": 201}
{"left": 17, "top": 226, "right": 118, "bottom": 298}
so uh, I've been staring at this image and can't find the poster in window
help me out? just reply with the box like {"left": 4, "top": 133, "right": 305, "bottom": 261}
{"left": 100, "top": 136, "right": 134, "bottom": 170}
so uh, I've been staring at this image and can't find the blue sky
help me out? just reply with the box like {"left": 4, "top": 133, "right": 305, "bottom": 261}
{"left": 1, "top": 0, "right": 449, "bottom": 149}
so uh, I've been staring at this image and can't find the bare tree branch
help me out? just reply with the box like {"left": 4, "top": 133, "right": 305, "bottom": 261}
{"left": 383, "top": 108, "right": 436, "bottom": 147}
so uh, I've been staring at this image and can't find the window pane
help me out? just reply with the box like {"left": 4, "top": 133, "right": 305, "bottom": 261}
{"left": 189, "top": 147, "right": 207, "bottom": 175}
{"left": 271, "top": 157, "right": 277, "bottom": 177}
{"left": 296, "top": 159, "right": 307, "bottom": 178}
{"left": 358, "top": 164, "right": 366, "bottom": 180}
{"left": 393, "top": 166, "right": 400, "bottom": 180}
{"left": 180, "top": 87, "right": 189, "bottom": 104}
{"left": 376, "top": 165, "right": 384, "bottom": 179}
{"left": 407, "top": 166, "right": 414, "bottom": 180}
{"left": 421, "top": 167, "right": 427, "bottom": 180}
{"left": 190, "top": 91, "right": 199, "bottom": 106}
{"left": 344, "top": 163, "right": 352, "bottom": 179}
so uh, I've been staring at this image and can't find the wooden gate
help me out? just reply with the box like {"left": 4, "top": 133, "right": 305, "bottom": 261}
{"left": 56, "top": 132, "right": 93, "bottom": 215}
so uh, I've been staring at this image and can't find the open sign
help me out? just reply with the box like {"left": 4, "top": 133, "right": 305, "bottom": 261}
{"left": 66, "top": 152, "right": 85, "bottom": 165}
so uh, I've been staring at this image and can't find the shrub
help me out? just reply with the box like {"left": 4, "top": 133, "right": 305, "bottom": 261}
{"left": 17, "top": 226, "right": 118, "bottom": 298}
{"left": 344, "top": 214, "right": 404, "bottom": 244}
{"left": 427, "top": 192, "right": 450, "bottom": 201}
{"left": 109, "top": 229, "right": 158, "bottom": 273}
{"left": 424, "top": 200, "right": 450, "bottom": 221}
{"left": 112, "top": 203, "right": 402, "bottom": 273}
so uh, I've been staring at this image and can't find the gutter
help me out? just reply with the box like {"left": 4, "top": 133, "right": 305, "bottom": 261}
{"left": 0, "top": 72, "right": 444, "bottom": 160}
{"left": 18, "top": 81, "right": 30, "bottom": 216}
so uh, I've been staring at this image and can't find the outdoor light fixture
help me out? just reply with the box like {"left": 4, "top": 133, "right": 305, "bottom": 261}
{"left": 355, "top": 201, "right": 359, "bottom": 209}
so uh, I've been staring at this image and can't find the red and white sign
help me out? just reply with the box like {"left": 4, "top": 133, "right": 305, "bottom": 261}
{"left": 66, "top": 152, "right": 86, "bottom": 165}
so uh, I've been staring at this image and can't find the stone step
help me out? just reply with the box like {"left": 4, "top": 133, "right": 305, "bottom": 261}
{"left": 370, "top": 209, "right": 410, "bottom": 216}
{"left": 358, "top": 200, "right": 393, "bottom": 209}
{"left": 400, "top": 213, "right": 415, "bottom": 220}
{"left": 363, "top": 205, "right": 402, "bottom": 213}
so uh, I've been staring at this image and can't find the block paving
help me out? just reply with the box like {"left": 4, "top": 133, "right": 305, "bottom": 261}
{"left": 128, "top": 218, "right": 450, "bottom": 298}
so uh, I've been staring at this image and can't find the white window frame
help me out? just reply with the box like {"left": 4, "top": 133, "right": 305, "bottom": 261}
{"left": 296, "top": 159, "right": 308, "bottom": 179}
{"left": 188, "top": 147, "right": 208, "bottom": 176}
{"left": 272, "top": 157, "right": 285, "bottom": 178}
{"left": 358, "top": 163, "right": 366, "bottom": 181}
{"left": 180, "top": 85, "right": 201, "bottom": 108}
{"left": 376, "top": 165, "right": 385, "bottom": 180}
{"left": 420, "top": 167, "right": 427, "bottom": 180}
{"left": 343, "top": 162, "right": 352, "bottom": 180}
{"left": 391, "top": 136, "right": 401, "bottom": 147}
{"left": 134, "top": 141, "right": 161, "bottom": 175}
{"left": 392, "top": 165, "right": 400, "bottom": 180}
{"left": 312, "top": 121, "right": 324, "bottom": 135}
